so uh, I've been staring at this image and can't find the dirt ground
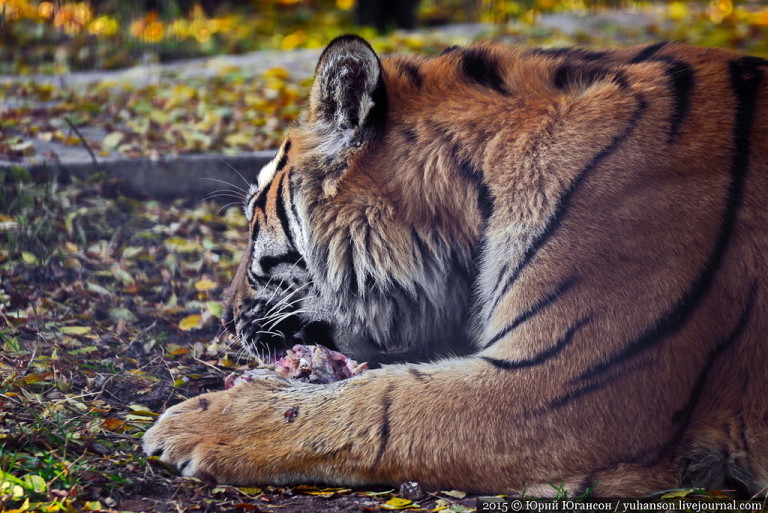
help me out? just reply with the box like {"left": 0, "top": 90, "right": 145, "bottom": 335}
{"left": 0, "top": 175, "right": 482, "bottom": 512}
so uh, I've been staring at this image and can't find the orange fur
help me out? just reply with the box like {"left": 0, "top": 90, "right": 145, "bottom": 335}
{"left": 144, "top": 39, "right": 768, "bottom": 497}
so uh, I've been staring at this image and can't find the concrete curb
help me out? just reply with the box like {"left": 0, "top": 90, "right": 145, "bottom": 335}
{"left": 0, "top": 151, "right": 275, "bottom": 200}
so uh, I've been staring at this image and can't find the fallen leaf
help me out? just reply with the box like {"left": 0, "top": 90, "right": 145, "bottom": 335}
{"left": 381, "top": 497, "right": 416, "bottom": 510}
{"left": 195, "top": 279, "right": 218, "bottom": 291}
{"left": 207, "top": 301, "right": 223, "bottom": 317}
{"left": 440, "top": 490, "right": 467, "bottom": 499}
{"left": 169, "top": 346, "right": 190, "bottom": 356}
{"left": 660, "top": 489, "right": 695, "bottom": 499}
{"left": 23, "top": 475, "right": 46, "bottom": 494}
{"left": 101, "top": 418, "right": 126, "bottom": 433}
{"left": 108, "top": 307, "right": 138, "bottom": 323}
{"left": 60, "top": 326, "right": 92, "bottom": 336}
{"left": 179, "top": 314, "right": 201, "bottom": 331}
{"left": 102, "top": 132, "right": 124, "bottom": 150}
{"left": 70, "top": 345, "right": 98, "bottom": 355}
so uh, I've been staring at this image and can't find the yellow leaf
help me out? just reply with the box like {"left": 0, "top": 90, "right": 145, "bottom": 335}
{"left": 668, "top": 1, "right": 688, "bottom": 20}
{"left": 178, "top": 314, "right": 201, "bottom": 331}
{"left": 440, "top": 490, "right": 467, "bottom": 499}
{"left": 102, "top": 131, "right": 124, "bottom": 150}
{"left": 21, "top": 252, "right": 37, "bottom": 264}
{"left": 660, "top": 489, "right": 695, "bottom": 499}
{"left": 60, "top": 326, "right": 92, "bottom": 336}
{"left": 238, "top": 487, "right": 263, "bottom": 496}
{"left": 381, "top": 497, "right": 415, "bottom": 510}
{"left": 195, "top": 279, "right": 218, "bottom": 291}
{"left": 224, "top": 132, "right": 254, "bottom": 148}
{"left": 101, "top": 418, "right": 126, "bottom": 433}
{"left": 263, "top": 67, "right": 290, "bottom": 80}
{"left": 149, "top": 110, "right": 170, "bottom": 125}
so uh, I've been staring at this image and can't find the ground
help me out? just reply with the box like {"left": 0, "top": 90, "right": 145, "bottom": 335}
{"left": 0, "top": 174, "right": 491, "bottom": 512}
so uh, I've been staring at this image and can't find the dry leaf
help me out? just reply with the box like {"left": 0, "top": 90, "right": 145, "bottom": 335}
{"left": 178, "top": 314, "right": 201, "bottom": 331}
{"left": 194, "top": 279, "right": 218, "bottom": 291}
{"left": 60, "top": 326, "right": 92, "bottom": 336}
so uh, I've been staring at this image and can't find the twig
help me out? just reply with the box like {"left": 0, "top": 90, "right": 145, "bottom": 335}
{"left": 192, "top": 356, "right": 229, "bottom": 375}
{"left": 64, "top": 116, "right": 99, "bottom": 168}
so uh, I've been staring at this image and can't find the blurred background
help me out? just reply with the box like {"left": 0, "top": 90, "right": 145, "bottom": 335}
{"left": 1, "top": 0, "right": 768, "bottom": 160}
{"left": 1, "top": 0, "right": 767, "bottom": 74}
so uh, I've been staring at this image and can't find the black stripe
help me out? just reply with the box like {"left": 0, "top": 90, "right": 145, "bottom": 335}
{"left": 246, "top": 269, "right": 260, "bottom": 288}
{"left": 274, "top": 174, "right": 295, "bottom": 249}
{"left": 432, "top": 123, "right": 494, "bottom": 226}
{"left": 671, "top": 283, "right": 755, "bottom": 425}
{"left": 641, "top": 286, "right": 757, "bottom": 471}
{"left": 630, "top": 42, "right": 669, "bottom": 63}
{"left": 461, "top": 47, "right": 509, "bottom": 96}
{"left": 288, "top": 169, "right": 302, "bottom": 235}
{"left": 573, "top": 474, "right": 597, "bottom": 499}
{"left": 253, "top": 183, "right": 270, "bottom": 212}
{"left": 374, "top": 389, "right": 392, "bottom": 465}
{"left": 276, "top": 139, "right": 291, "bottom": 172}
{"left": 631, "top": 52, "right": 694, "bottom": 144}
{"left": 489, "top": 96, "right": 648, "bottom": 317}
{"left": 659, "top": 60, "right": 694, "bottom": 143}
{"left": 401, "top": 128, "right": 418, "bottom": 143}
{"left": 398, "top": 61, "right": 422, "bottom": 88}
{"left": 364, "top": 227, "right": 373, "bottom": 272}
{"left": 483, "top": 277, "right": 576, "bottom": 349}
{"left": 259, "top": 250, "right": 303, "bottom": 274}
{"left": 440, "top": 45, "right": 460, "bottom": 56}
{"left": 553, "top": 63, "right": 617, "bottom": 91}
{"left": 482, "top": 316, "right": 589, "bottom": 371}
{"left": 346, "top": 246, "right": 358, "bottom": 296}
{"left": 529, "top": 48, "right": 609, "bottom": 62}
{"left": 578, "top": 58, "right": 762, "bottom": 383}
{"left": 629, "top": 44, "right": 694, "bottom": 144}
{"left": 409, "top": 367, "right": 431, "bottom": 382}
{"left": 457, "top": 159, "right": 494, "bottom": 224}
{"left": 411, "top": 229, "right": 436, "bottom": 280}
{"left": 535, "top": 359, "right": 652, "bottom": 415}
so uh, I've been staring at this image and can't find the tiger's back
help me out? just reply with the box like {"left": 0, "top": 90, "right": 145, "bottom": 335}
{"left": 373, "top": 41, "right": 768, "bottom": 494}
{"left": 144, "top": 39, "right": 768, "bottom": 496}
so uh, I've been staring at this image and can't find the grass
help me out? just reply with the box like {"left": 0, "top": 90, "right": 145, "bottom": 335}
{"left": 0, "top": 172, "right": 246, "bottom": 511}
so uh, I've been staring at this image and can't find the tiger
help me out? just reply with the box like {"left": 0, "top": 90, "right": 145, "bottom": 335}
{"left": 143, "top": 35, "right": 768, "bottom": 497}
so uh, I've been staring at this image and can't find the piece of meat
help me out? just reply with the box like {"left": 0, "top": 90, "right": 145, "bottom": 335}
{"left": 275, "top": 344, "right": 368, "bottom": 384}
{"left": 224, "top": 344, "right": 367, "bottom": 389}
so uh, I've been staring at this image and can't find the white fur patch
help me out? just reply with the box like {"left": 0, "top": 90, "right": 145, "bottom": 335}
{"left": 244, "top": 148, "right": 284, "bottom": 222}
{"left": 257, "top": 154, "right": 279, "bottom": 191}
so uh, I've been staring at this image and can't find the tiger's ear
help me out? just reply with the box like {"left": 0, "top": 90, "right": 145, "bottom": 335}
{"left": 308, "top": 35, "right": 386, "bottom": 187}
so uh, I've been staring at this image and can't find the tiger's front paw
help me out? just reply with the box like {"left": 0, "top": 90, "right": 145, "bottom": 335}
{"left": 142, "top": 375, "right": 293, "bottom": 484}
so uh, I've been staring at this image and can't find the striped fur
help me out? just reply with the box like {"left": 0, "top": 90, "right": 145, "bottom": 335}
{"left": 144, "top": 37, "right": 768, "bottom": 497}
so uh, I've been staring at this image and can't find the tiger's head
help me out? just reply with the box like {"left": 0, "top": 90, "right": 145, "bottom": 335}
{"left": 221, "top": 35, "right": 488, "bottom": 364}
